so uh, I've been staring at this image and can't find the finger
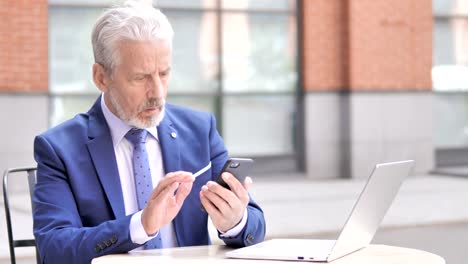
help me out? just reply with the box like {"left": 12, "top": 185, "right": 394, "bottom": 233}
{"left": 152, "top": 181, "right": 179, "bottom": 203}
{"left": 151, "top": 172, "right": 194, "bottom": 199}
{"left": 154, "top": 173, "right": 180, "bottom": 192}
{"left": 175, "top": 182, "right": 193, "bottom": 205}
{"left": 206, "top": 181, "right": 238, "bottom": 203}
{"left": 243, "top": 176, "right": 253, "bottom": 190}
{"left": 201, "top": 184, "right": 231, "bottom": 213}
{"left": 206, "top": 181, "right": 246, "bottom": 216}
{"left": 143, "top": 181, "right": 180, "bottom": 232}
{"left": 222, "top": 173, "right": 248, "bottom": 200}
{"left": 200, "top": 188, "right": 222, "bottom": 219}
{"left": 172, "top": 171, "right": 196, "bottom": 182}
{"left": 167, "top": 171, "right": 195, "bottom": 184}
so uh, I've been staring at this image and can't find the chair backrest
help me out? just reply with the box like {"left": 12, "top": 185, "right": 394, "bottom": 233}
{"left": 3, "top": 167, "right": 40, "bottom": 264}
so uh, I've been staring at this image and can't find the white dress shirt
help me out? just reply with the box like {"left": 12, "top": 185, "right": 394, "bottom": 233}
{"left": 100, "top": 94, "right": 247, "bottom": 249}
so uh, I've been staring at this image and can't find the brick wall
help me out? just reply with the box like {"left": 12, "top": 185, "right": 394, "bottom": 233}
{"left": 303, "top": 0, "right": 432, "bottom": 91}
{"left": 0, "top": 0, "right": 48, "bottom": 92}
{"left": 303, "top": 0, "right": 348, "bottom": 90}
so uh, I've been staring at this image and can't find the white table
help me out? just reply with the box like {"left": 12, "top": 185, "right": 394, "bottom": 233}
{"left": 92, "top": 244, "right": 446, "bottom": 264}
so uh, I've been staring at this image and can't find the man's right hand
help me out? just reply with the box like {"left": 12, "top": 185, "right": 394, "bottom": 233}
{"left": 141, "top": 171, "right": 195, "bottom": 235}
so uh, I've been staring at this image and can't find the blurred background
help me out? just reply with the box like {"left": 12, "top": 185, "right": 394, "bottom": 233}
{"left": 0, "top": 0, "right": 467, "bottom": 263}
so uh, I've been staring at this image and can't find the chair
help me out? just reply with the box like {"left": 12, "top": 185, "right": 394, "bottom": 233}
{"left": 3, "top": 166, "right": 40, "bottom": 264}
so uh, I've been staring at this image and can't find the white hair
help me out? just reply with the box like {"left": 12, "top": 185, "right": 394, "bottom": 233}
{"left": 91, "top": 0, "right": 174, "bottom": 73}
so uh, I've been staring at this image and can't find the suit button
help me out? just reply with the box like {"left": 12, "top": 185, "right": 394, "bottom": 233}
{"left": 104, "top": 240, "right": 112, "bottom": 247}
{"left": 111, "top": 235, "right": 118, "bottom": 243}
{"left": 98, "top": 243, "right": 106, "bottom": 250}
{"left": 246, "top": 234, "right": 254, "bottom": 243}
{"left": 95, "top": 246, "right": 101, "bottom": 253}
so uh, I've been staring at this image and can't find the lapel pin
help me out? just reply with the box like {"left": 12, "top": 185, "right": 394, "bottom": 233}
{"left": 171, "top": 132, "right": 177, "bottom": 138}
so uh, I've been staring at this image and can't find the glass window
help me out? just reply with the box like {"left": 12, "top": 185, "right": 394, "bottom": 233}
{"left": 223, "top": 95, "right": 295, "bottom": 156}
{"left": 434, "top": 93, "right": 468, "bottom": 147}
{"left": 433, "top": 0, "right": 468, "bottom": 150}
{"left": 222, "top": 13, "right": 297, "bottom": 93}
{"left": 51, "top": 96, "right": 97, "bottom": 126}
{"left": 48, "top": 1, "right": 299, "bottom": 167}
{"left": 158, "top": 0, "right": 217, "bottom": 9}
{"left": 49, "top": 6, "right": 103, "bottom": 94}
{"left": 433, "top": 0, "right": 468, "bottom": 16}
{"left": 167, "top": 95, "right": 215, "bottom": 114}
{"left": 49, "top": 0, "right": 217, "bottom": 8}
{"left": 49, "top": 0, "right": 116, "bottom": 7}
{"left": 434, "top": 19, "right": 456, "bottom": 66}
{"left": 221, "top": 0, "right": 295, "bottom": 11}
{"left": 165, "top": 10, "right": 219, "bottom": 93}
{"left": 51, "top": 96, "right": 215, "bottom": 128}
{"left": 434, "top": 19, "right": 468, "bottom": 66}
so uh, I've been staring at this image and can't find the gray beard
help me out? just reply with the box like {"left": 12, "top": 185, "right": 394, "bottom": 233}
{"left": 107, "top": 91, "right": 166, "bottom": 129}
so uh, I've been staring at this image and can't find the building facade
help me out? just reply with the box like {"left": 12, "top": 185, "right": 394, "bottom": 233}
{"left": 0, "top": 0, "right": 438, "bottom": 178}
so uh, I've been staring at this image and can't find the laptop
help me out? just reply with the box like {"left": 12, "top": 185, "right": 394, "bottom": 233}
{"left": 226, "top": 160, "right": 414, "bottom": 262}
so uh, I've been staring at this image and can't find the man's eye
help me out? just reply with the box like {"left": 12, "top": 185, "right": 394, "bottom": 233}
{"left": 135, "top": 76, "right": 145, "bottom": 81}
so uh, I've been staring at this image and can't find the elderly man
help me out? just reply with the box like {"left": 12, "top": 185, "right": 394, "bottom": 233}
{"left": 32, "top": 1, "right": 265, "bottom": 263}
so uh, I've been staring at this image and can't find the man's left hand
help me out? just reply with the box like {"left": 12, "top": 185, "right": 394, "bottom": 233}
{"left": 199, "top": 172, "right": 252, "bottom": 232}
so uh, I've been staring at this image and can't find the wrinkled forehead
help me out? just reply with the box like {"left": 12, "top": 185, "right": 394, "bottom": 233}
{"left": 115, "top": 39, "right": 172, "bottom": 72}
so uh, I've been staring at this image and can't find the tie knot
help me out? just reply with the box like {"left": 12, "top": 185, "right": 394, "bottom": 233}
{"left": 125, "top": 129, "right": 148, "bottom": 145}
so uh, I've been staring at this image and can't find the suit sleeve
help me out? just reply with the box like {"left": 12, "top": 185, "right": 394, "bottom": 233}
{"left": 207, "top": 114, "right": 266, "bottom": 247}
{"left": 33, "top": 135, "right": 140, "bottom": 264}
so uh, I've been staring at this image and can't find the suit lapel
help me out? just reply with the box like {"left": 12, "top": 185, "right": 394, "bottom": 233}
{"left": 157, "top": 111, "right": 181, "bottom": 174}
{"left": 157, "top": 109, "right": 185, "bottom": 245}
{"left": 85, "top": 101, "right": 184, "bottom": 234}
{"left": 86, "top": 97, "right": 126, "bottom": 219}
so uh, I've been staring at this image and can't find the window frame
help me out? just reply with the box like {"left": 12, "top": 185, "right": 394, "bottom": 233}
{"left": 48, "top": 0, "right": 304, "bottom": 174}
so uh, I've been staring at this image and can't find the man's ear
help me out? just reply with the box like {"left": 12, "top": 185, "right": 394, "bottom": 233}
{"left": 93, "top": 63, "right": 110, "bottom": 93}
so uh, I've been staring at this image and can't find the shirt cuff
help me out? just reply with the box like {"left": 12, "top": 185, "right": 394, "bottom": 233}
{"left": 129, "top": 210, "right": 158, "bottom": 244}
{"left": 219, "top": 209, "right": 248, "bottom": 238}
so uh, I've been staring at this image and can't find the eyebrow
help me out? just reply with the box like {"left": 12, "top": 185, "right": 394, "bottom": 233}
{"left": 131, "top": 71, "right": 148, "bottom": 76}
{"left": 132, "top": 67, "right": 171, "bottom": 75}
{"left": 161, "top": 67, "right": 171, "bottom": 73}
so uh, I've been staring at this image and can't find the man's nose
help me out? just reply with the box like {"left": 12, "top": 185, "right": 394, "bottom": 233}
{"left": 147, "top": 75, "right": 164, "bottom": 97}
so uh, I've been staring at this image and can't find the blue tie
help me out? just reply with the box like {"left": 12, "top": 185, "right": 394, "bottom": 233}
{"left": 125, "top": 129, "right": 162, "bottom": 249}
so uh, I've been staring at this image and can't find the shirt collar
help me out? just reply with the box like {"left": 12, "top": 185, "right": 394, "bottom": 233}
{"left": 100, "top": 94, "right": 159, "bottom": 147}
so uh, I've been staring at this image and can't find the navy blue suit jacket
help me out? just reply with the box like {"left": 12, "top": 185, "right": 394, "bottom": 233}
{"left": 33, "top": 97, "right": 266, "bottom": 264}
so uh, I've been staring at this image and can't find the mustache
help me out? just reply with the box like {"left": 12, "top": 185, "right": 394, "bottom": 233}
{"left": 139, "top": 98, "right": 165, "bottom": 111}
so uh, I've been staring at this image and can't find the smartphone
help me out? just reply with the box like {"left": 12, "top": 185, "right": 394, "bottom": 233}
{"left": 215, "top": 158, "right": 254, "bottom": 190}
